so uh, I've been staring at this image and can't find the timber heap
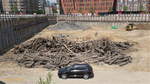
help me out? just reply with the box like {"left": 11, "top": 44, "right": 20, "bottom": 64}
{"left": 12, "top": 36, "right": 133, "bottom": 70}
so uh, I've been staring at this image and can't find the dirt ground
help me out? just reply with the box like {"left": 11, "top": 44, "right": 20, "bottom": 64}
{"left": 0, "top": 62, "right": 49, "bottom": 84}
{"left": 1, "top": 62, "right": 150, "bottom": 84}
{"left": 34, "top": 24, "right": 150, "bottom": 71}
{"left": 1, "top": 24, "right": 150, "bottom": 84}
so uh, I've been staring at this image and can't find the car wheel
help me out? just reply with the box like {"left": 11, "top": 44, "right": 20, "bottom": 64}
{"left": 83, "top": 74, "right": 89, "bottom": 79}
{"left": 61, "top": 74, "right": 67, "bottom": 79}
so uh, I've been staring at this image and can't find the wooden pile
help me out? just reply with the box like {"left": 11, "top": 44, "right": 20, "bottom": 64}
{"left": 12, "top": 37, "right": 133, "bottom": 70}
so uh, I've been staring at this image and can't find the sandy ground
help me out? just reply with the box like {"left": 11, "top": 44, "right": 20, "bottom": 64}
{"left": 33, "top": 24, "right": 150, "bottom": 71}
{"left": 0, "top": 62, "right": 49, "bottom": 84}
{"left": 53, "top": 70, "right": 150, "bottom": 84}
{"left": 1, "top": 62, "right": 150, "bottom": 84}
{"left": 1, "top": 24, "right": 150, "bottom": 84}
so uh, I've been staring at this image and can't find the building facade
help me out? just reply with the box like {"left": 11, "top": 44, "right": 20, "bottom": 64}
{"left": 60, "top": 0, "right": 115, "bottom": 15}
{"left": 2, "top": 0, "right": 25, "bottom": 13}
{"left": 24, "top": 0, "right": 40, "bottom": 14}
{"left": 60, "top": 0, "right": 150, "bottom": 15}
{"left": 0, "top": 0, "right": 3, "bottom": 12}
{"left": 117, "top": 0, "right": 150, "bottom": 12}
{"left": 1, "top": 0, "right": 47, "bottom": 14}
{"left": 2, "top": 0, "right": 26, "bottom": 13}
{"left": 2, "top": 0, "right": 10, "bottom": 13}
{"left": 147, "top": 0, "right": 150, "bottom": 11}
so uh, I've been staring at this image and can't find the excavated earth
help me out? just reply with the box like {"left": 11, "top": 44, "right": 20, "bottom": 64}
{"left": 1, "top": 23, "right": 150, "bottom": 84}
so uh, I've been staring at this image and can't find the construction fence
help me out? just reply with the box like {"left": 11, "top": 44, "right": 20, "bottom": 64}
{"left": 0, "top": 14, "right": 57, "bottom": 54}
{"left": 1, "top": 14, "right": 150, "bottom": 54}
{"left": 57, "top": 14, "right": 150, "bottom": 24}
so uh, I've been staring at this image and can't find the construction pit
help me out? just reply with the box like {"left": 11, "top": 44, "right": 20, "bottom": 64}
{"left": 0, "top": 22, "right": 150, "bottom": 84}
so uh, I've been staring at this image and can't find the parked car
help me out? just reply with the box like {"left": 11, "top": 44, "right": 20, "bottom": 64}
{"left": 58, "top": 64, "right": 94, "bottom": 79}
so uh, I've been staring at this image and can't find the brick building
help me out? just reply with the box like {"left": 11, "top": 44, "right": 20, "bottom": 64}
{"left": 60, "top": 0, "right": 116, "bottom": 15}
{"left": 60, "top": 0, "right": 150, "bottom": 15}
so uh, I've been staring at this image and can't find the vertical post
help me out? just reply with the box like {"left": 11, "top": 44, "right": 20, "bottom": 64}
{"left": 0, "top": 14, "right": 2, "bottom": 53}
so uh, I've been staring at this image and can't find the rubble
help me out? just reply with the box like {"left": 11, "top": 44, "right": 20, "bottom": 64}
{"left": 12, "top": 36, "right": 133, "bottom": 70}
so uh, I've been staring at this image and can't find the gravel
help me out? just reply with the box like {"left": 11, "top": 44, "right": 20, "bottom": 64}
{"left": 49, "top": 22, "right": 90, "bottom": 30}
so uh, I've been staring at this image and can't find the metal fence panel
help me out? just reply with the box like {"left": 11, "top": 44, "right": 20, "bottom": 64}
{"left": 57, "top": 14, "right": 150, "bottom": 24}
{"left": 0, "top": 14, "right": 50, "bottom": 54}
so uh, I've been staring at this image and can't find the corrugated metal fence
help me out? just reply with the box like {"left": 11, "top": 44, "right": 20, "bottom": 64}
{"left": 0, "top": 14, "right": 150, "bottom": 54}
{"left": 0, "top": 14, "right": 50, "bottom": 54}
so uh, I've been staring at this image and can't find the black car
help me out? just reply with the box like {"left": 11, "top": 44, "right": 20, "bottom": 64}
{"left": 58, "top": 64, "right": 94, "bottom": 79}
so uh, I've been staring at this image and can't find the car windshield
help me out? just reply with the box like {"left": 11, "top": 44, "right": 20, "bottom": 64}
{"left": 67, "top": 66, "right": 73, "bottom": 70}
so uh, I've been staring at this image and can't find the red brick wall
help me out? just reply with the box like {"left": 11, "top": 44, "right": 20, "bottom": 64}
{"left": 61, "top": 0, "right": 115, "bottom": 15}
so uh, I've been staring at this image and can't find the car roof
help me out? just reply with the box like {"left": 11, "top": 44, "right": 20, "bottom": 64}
{"left": 72, "top": 64, "right": 90, "bottom": 67}
{"left": 73, "top": 63, "right": 89, "bottom": 65}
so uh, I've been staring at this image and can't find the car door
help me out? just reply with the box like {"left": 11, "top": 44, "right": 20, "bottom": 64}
{"left": 75, "top": 67, "right": 87, "bottom": 77}
{"left": 69, "top": 68, "right": 80, "bottom": 77}
{"left": 66, "top": 66, "right": 77, "bottom": 77}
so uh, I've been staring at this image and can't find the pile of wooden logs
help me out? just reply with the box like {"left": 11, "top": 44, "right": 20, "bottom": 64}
{"left": 12, "top": 36, "right": 133, "bottom": 70}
